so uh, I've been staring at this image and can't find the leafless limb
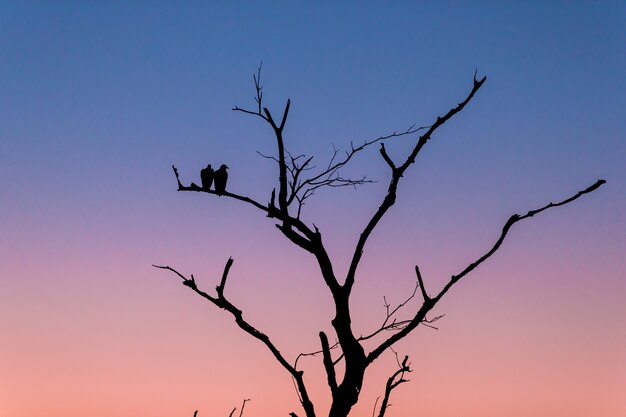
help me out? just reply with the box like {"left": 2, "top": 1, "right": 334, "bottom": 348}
{"left": 320, "top": 331, "right": 338, "bottom": 394}
{"left": 266, "top": 122, "right": 426, "bottom": 217}
{"left": 153, "top": 261, "right": 316, "bottom": 417}
{"left": 216, "top": 257, "right": 234, "bottom": 296}
{"left": 294, "top": 339, "right": 342, "bottom": 368}
{"left": 367, "top": 178, "right": 606, "bottom": 364}
{"left": 292, "top": 280, "right": 440, "bottom": 377}
{"left": 372, "top": 397, "right": 381, "bottom": 417}
{"left": 434, "top": 179, "right": 606, "bottom": 302}
{"left": 232, "top": 64, "right": 266, "bottom": 120}
{"left": 256, "top": 150, "right": 280, "bottom": 163}
{"left": 293, "top": 349, "right": 323, "bottom": 370}
{"left": 345, "top": 73, "right": 488, "bottom": 295}
{"left": 234, "top": 66, "right": 429, "bottom": 218}
{"left": 376, "top": 353, "right": 411, "bottom": 417}
{"left": 172, "top": 165, "right": 269, "bottom": 213}
{"left": 238, "top": 398, "right": 250, "bottom": 417}
{"left": 358, "top": 281, "right": 419, "bottom": 343}
{"left": 171, "top": 165, "right": 322, "bottom": 256}
{"left": 355, "top": 259, "right": 445, "bottom": 345}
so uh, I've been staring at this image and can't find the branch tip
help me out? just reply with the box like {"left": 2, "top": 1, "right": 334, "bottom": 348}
{"left": 217, "top": 257, "right": 235, "bottom": 294}
{"left": 414, "top": 265, "right": 430, "bottom": 302}
{"left": 319, "top": 331, "right": 338, "bottom": 393}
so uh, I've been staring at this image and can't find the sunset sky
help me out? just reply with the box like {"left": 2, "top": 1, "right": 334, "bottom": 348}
{"left": 1, "top": 3, "right": 624, "bottom": 417}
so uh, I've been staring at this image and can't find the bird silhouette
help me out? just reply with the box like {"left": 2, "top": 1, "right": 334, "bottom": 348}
{"left": 200, "top": 164, "right": 214, "bottom": 191}
{"left": 214, "top": 164, "right": 228, "bottom": 195}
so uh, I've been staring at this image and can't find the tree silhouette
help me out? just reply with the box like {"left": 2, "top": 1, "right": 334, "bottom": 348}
{"left": 154, "top": 67, "right": 605, "bottom": 417}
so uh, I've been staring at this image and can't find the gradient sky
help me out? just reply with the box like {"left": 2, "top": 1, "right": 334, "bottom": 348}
{"left": 1, "top": 3, "right": 625, "bottom": 417}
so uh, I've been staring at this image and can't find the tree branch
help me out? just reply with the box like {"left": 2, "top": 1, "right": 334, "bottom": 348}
{"left": 377, "top": 354, "right": 411, "bottom": 417}
{"left": 345, "top": 74, "right": 487, "bottom": 294}
{"left": 238, "top": 398, "right": 250, "bottom": 417}
{"left": 280, "top": 99, "right": 291, "bottom": 131}
{"left": 171, "top": 164, "right": 323, "bottom": 252}
{"left": 172, "top": 163, "right": 342, "bottom": 303}
{"left": 358, "top": 280, "right": 419, "bottom": 343}
{"left": 433, "top": 178, "right": 606, "bottom": 302}
{"left": 398, "top": 74, "right": 486, "bottom": 173}
{"left": 379, "top": 143, "right": 396, "bottom": 170}
{"left": 414, "top": 265, "right": 430, "bottom": 302}
{"left": 320, "top": 331, "right": 338, "bottom": 394}
{"left": 367, "top": 178, "right": 606, "bottom": 364}
{"left": 216, "top": 257, "right": 234, "bottom": 296}
{"left": 173, "top": 165, "right": 270, "bottom": 213}
{"left": 289, "top": 125, "right": 423, "bottom": 208}
{"left": 294, "top": 338, "right": 342, "bottom": 371}
{"left": 153, "top": 260, "right": 317, "bottom": 417}
{"left": 232, "top": 64, "right": 267, "bottom": 121}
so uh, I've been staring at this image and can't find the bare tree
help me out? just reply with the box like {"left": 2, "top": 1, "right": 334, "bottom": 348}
{"left": 154, "top": 67, "right": 605, "bottom": 417}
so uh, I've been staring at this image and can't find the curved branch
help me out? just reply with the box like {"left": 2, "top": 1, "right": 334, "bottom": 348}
{"left": 367, "top": 178, "right": 606, "bottom": 364}
{"left": 345, "top": 74, "right": 487, "bottom": 294}
{"left": 153, "top": 260, "right": 317, "bottom": 417}
{"left": 232, "top": 64, "right": 268, "bottom": 121}
{"left": 379, "top": 143, "right": 396, "bottom": 170}
{"left": 261, "top": 102, "right": 291, "bottom": 213}
{"left": 291, "top": 125, "right": 425, "bottom": 204}
{"left": 358, "top": 280, "right": 419, "bottom": 343}
{"left": 377, "top": 355, "right": 411, "bottom": 417}
{"left": 173, "top": 165, "right": 269, "bottom": 213}
{"left": 398, "top": 74, "right": 486, "bottom": 173}
{"left": 238, "top": 398, "right": 250, "bottom": 417}
{"left": 216, "top": 257, "right": 234, "bottom": 296}
{"left": 433, "top": 178, "right": 606, "bottom": 302}
{"left": 172, "top": 165, "right": 322, "bottom": 250}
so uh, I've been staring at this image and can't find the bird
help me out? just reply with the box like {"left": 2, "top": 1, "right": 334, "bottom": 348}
{"left": 200, "top": 164, "right": 214, "bottom": 191}
{"left": 214, "top": 164, "right": 228, "bottom": 195}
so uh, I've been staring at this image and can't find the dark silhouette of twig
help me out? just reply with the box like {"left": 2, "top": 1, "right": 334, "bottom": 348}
{"left": 376, "top": 352, "right": 411, "bottom": 417}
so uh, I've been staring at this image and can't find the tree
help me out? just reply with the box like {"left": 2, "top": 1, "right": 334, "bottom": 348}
{"left": 154, "top": 67, "right": 605, "bottom": 417}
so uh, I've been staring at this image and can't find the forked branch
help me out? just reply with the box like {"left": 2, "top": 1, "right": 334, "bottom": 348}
{"left": 171, "top": 165, "right": 321, "bottom": 254}
{"left": 434, "top": 179, "right": 606, "bottom": 302}
{"left": 359, "top": 280, "right": 419, "bottom": 343}
{"left": 172, "top": 165, "right": 269, "bottom": 213}
{"left": 153, "top": 260, "right": 316, "bottom": 417}
{"left": 290, "top": 124, "right": 427, "bottom": 205}
{"left": 345, "top": 74, "right": 488, "bottom": 294}
{"left": 234, "top": 66, "right": 431, "bottom": 218}
{"left": 377, "top": 354, "right": 411, "bottom": 417}
{"left": 368, "top": 178, "right": 606, "bottom": 364}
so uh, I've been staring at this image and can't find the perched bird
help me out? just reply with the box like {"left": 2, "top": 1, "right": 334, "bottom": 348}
{"left": 214, "top": 164, "right": 228, "bottom": 195}
{"left": 200, "top": 164, "right": 214, "bottom": 191}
